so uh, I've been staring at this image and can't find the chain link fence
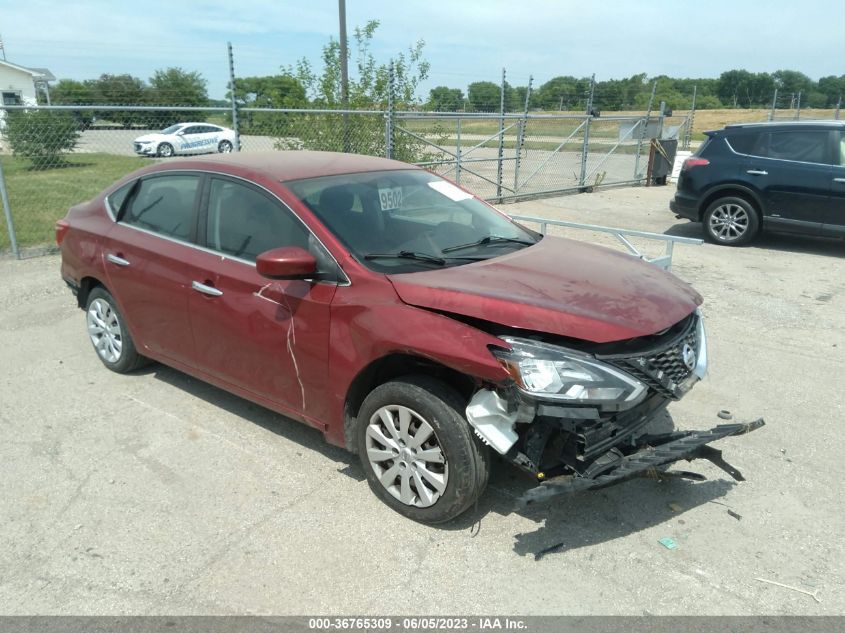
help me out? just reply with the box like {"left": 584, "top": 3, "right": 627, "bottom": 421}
{"left": 0, "top": 103, "right": 684, "bottom": 258}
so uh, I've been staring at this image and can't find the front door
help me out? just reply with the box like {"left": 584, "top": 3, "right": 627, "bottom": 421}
{"left": 186, "top": 176, "right": 339, "bottom": 421}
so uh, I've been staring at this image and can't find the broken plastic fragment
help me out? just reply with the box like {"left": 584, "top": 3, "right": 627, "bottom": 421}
{"left": 658, "top": 537, "right": 678, "bottom": 550}
{"left": 465, "top": 389, "right": 519, "bottom": 455}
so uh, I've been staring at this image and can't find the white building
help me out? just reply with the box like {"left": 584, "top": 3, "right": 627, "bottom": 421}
{"left": 0, "top": 59, "right": 55, "bottom": 107}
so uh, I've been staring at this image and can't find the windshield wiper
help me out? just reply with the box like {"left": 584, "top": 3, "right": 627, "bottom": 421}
{"left": 364, "top": 251, "right": 446, "bottom": 266}
{"left": 441, "top": 235, "right": 536, "bottom": 253}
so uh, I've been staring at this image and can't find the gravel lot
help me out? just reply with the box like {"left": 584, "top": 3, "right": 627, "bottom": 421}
{"left": 0, "top": 186, "right": 843, "bottom": 615}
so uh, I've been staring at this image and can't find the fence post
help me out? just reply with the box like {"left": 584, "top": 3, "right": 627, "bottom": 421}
{"left": 683, "top": 84, "right": 696, "bottom": 150}
{"left": 0, "top": 159, "right": 20, "bottom": 259}
{"left": 227, "top": 42, "right": 241, "bottom": 151}
{"left": 579, "top": 74, "right": 595, "bottom": 188}
{"left": 769, "top": 88, "right": 778, "bottom": 121}
{"left": 496, "top": 68, "right": 506, "bottom": 202}
{"left": 385, "top": 62, "right": 395, "bottom": 159}
{"left": 836, "top": 97, "right": 842, "bottom": 120}
{"left": 513, "top": 75, "right": 532, "bottom": 193}
{"left": 795, "top": 91, "right": 802, "bottom": 120}
{"left": 634, "top": 81, "right": 657, "bottom": 180}
{"left": 455, "top": 117, "right": 462, "bottom": 186}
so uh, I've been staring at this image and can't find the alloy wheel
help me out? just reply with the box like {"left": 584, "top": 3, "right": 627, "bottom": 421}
{"left": 708, "top": 203, "right": 750, "bottom": 242}
{"left": 87, "top": 298, "right": 123, "bottom": 364}
{"left": 365, "top": 405, "right": 449, "bottom": 508}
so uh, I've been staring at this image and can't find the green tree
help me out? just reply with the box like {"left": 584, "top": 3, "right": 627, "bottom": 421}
{"left": 290, "top": 19, "right": 429, "bottom": 108}
{"left": 426, "top": 86, "right": 464, "bottom": 111}
{"left": 818, "top": 75, "right": 845, "bottom": 107}
{"left": 231, "top": 74, "right": 307, "bottom": 134}
{"left": 283, "top": 20, "right": 435, "bottom": 161}
{"left": 90, "top": 73, "right": 147, "bottom": 128}
{"left": 467, "top": 81, "right": 500, "bottom": 112}
{"left": 5, "top": 110, "right": 80, "bottom": 168}
{"left": 49, "top": 79, "right": 97, "bottom": 128}
{"left": 148, "top": 67, "right": 208, "bottom": 106}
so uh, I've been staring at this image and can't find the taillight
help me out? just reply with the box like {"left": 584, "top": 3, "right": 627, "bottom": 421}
{"left": 682, "top": 157, "right": 710, "bottom": 171}
{"left": 55, "top": 219, "right": 70, "bottom": 246}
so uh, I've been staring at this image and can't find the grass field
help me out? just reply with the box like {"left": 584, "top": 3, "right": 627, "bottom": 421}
{"left": 0, "top": 153, "right": 149, "bottom": 252}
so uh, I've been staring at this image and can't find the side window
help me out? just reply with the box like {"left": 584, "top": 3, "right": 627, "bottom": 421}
{"left": 106, "top": 181, "right": 135, "bottom": 217}
{"left": 206, "top": 178, "right": 312, "bottom": 261}
{"left": 840, "top": 133, "right": 845, "bottom": 167}
{"left": 121, "top": 175, "right": 200, "bottom": 241}
{"left": 758, "top": 131, "right": 831, "bottom": 164}
{"left": 726, "top": 132, "right": 760, "bottom": 155}
{"left": 182, "top": 126, "right": 201, "bottom": 135}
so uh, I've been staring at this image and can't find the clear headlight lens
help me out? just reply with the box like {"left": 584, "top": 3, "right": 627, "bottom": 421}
{"left": 492, "top": 336, "right": 647, "bottom": 407}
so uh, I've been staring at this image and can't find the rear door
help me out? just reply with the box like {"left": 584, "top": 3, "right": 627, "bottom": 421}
{"left": 746, "top": 128, "right": 835, "bottom": 232}
{"left": 101, "top": 173, "right": 202, "bottom": 366}
{"left": 825, "top": 129, "right": 845, "bottom": 234}
{"left": 185, "top": 176, "right": 340, "bottom": 421}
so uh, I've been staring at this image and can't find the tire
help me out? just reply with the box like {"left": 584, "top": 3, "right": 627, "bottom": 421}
{"left": 85, "top": 287, "right": 148, "bottom": 373}
{"left": 703, "top": 196, "right": 760, "bottom": 246}
{"left": 218, "top": 140, "right": 233, "bottom": 153}
{"left": 157, "top": 142, "right": 174, "bottom": 158}
{"left": 356, "top": 375, "right": 490, "bottom": 524}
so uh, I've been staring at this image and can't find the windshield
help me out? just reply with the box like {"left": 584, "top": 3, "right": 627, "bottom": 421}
{"left": 160, "top": 124, "right": 184, "bottom": 135}
{"left": 286, "top": 170, "right": 538, "bottom": 273}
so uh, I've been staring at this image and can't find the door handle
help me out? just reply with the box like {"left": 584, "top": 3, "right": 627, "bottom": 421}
{"left": 834, "top": 178, "right": 845, "bottom": 183}
{"left": 746, "top": 170, "right": 768, "bottom": 176}
{"left": 191, "top": 281, "right": 223, "bottom": 297}
{"left": 106, "top": 254, "right": 130, "bottom": 267}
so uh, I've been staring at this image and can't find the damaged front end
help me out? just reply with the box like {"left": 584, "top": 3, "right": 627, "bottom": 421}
{"left": 465, "top": 311, "right": 765, "bottom": 508}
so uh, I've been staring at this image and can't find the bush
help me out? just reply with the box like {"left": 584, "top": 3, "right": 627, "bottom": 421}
{"left": 4, "top": 110, "right": 81, "bottom": 168}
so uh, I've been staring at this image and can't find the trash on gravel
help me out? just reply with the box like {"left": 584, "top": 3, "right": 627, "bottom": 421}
{"left": 727, "top": 509, "right": 742, "bottom": 521}
{"left": 658, "top": 537, "right": 678, "bottom": 550}
{"left": 718, "top": 410, "right": 733, "bottom": 420}
{"left": 755, "top": 577, "right": 822, "bottom": 603}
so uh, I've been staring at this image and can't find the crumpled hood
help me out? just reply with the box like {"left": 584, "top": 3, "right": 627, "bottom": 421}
{"left": 387, "top": 236, "right": 702, "bottom": 343}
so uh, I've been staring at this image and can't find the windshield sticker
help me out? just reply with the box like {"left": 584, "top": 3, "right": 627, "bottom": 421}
{"left": 378, "top": 187, "right": 403, "bottom": 211}
{"left": 427, "top": 181, "right": 473, "bottom": 201}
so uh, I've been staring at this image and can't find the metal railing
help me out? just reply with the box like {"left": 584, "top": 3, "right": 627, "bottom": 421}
{"left": 510, "top": 214, "right": 703, "bottom": 270}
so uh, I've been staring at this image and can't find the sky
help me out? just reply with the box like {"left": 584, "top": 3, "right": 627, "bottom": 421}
{"left": 0, "top": 0, "right": 841, "bottom": 100}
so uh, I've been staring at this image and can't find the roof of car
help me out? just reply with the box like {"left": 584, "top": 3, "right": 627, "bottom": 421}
{"left": 175, "top": 151, "right": 421, "bottom": 181}
{"left": 724, "top": 120, "right": 845, "bottom": 130}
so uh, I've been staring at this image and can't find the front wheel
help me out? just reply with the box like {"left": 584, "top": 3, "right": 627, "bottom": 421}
{"left": 703, "top": 196, "right": 759, "bottom": 246}
{"left": 157, "top": 142, "right": 174, "bottom": 158}
{"left": 356, "top": 376, "right": 490, "bottom": 524}
{"left": 218, "top": 140, "right": 233, "bottom": 153}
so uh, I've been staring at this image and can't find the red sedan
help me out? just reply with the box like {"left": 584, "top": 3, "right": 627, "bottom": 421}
{"left": 57, "top": 151, "right": 762, "bottom": 523}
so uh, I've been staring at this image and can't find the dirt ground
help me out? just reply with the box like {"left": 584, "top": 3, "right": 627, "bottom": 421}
{"left": 0, "top": 185, "right": 843, "bottom": 615}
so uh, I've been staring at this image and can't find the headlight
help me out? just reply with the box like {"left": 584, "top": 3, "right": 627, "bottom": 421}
{"left": 492, "top": 337, "right": 647, "bottom": 408}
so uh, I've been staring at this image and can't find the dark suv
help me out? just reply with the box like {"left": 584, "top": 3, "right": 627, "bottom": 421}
{"left": 670, "top": 121, "right": 845, "bottom": 245}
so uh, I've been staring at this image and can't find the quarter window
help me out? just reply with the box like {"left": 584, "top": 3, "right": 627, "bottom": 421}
{"left": 726, "top": 133, "right": 760, "bottom": 155}
{"left": 205, "top": 178, "right": 311, "bottom": 261}
{"left": 106, "top": 181, "right": 135, "bottom": 217}
{"left": 121, "top": 175, "right": 200, "bottom": 241}
{"left": 757, "top": 130, "right": 831, "bottom": 164}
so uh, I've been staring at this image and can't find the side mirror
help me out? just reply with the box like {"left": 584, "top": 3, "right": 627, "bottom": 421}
{"left": 256, "top": 246, "right": 318, "bottom": 280}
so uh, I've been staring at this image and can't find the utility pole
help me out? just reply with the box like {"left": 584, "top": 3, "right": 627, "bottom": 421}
{"left": 338, "top": 0, "right": 350, "bottom": 151}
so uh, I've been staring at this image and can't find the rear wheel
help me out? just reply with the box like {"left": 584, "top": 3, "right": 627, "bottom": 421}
{"left": 356, "top": 376, "right": 490, "bottom": 524}
{"left": 85, "top": 287, "right": 148, "bottom": 373}
{"left": 157, "top": 142, "right": 174, "bottom": 158}
{"left": 703, "top": 196, "right": 759, "bottom": 246}
{"left": 218, "top": 140, "right": 233, "bottom": 153}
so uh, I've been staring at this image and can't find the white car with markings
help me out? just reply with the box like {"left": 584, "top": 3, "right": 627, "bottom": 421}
{"left": 133, "top": 122, "right": 236, "bottom": 158}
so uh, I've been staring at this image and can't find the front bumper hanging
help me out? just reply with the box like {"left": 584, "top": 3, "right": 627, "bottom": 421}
{"left": 519, "top": 418, "right": 765, "bottom": 508}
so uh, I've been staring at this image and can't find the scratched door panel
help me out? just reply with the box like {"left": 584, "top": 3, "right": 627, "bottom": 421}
{"left": 186, "top": 176, "right": 336, "bottom": 420}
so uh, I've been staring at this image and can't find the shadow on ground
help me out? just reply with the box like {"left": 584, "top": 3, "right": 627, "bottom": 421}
{"left": 146, "top": 365, "right": 742, "bottom": 560}
{"left": 665, "top": 221, "right": 845, "bottom": 257}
